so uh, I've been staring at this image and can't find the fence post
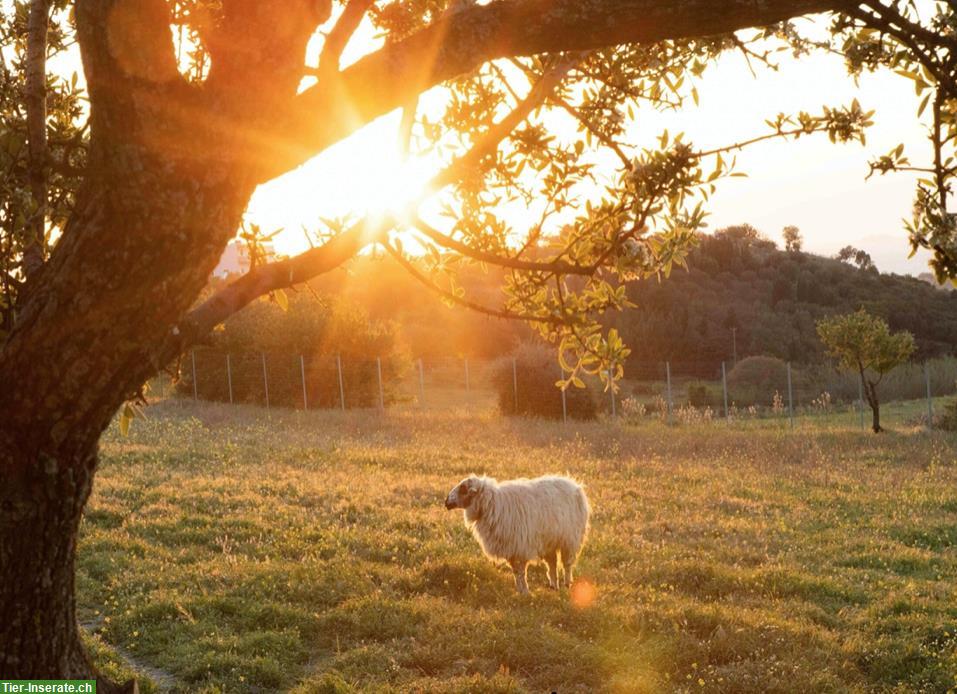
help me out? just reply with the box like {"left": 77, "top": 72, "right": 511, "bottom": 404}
{"left": 191, "top": 349, "right": 198, "bottom": 401}
{"left": 337, "top": 354, "right": 345, "bottom": 411}
{"left": 418, "top": 358, "right": 425, "bottom": 406}
{"left": 665, "top": 361, "right": 673, "bottom": 423}
{"left": 300, "top": 354, "right": 308, "bottom": 410}
{"left": 376, "top": 357, "right": 385, "bottom": 411}
{"left": 560, "top": 366, "right": 567, "bottom": 425}
{"left": 226, "top": 354, "right": 233, "bottom": 404}
{"left": 261, "top": 353, "right": 269, "bottom": 409}
{"left": 858, "top": 372, "right": 865, "bottom": 431}
{"left": 609, "top": 368, "right": 616, "bottom": 417}
{"left": 925, "top": 361, "right": 933, "bottom": 428}
{"left": 465, "top": 358, "right": 471, "bottom": 393}
{"left": 722, "top": 361, "right": 729, "bottom": 421}
{"left": 512, "top": 357, "right": 518, "bottom": 413}
{"left": 787, "top": 361, "right": 794, "bottom": 429}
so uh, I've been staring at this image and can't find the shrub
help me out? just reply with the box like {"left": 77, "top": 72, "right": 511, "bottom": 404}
{"left": 687, "top": 382, "right": 717, "bottom": 407}
{"left": 177, "top": 294, "right": 410, "bottom": 408}
{"left": 491, "top": 343, "right": 597, "bottom": 420}
{"left": 939, "top": 399, "right": 957, "bottom": 431}
{"left": 726, "top": 356, "right": 804, "bottom": 407}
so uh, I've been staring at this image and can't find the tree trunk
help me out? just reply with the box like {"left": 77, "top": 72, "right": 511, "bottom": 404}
{"left": 0, "top": 445, "right": 133, "bottom": 692}
{"left": 0, "top": 0, "right": 322, "bottom": 680}
{"left": 865, "top": 379, "right": 882, "bottom": 433}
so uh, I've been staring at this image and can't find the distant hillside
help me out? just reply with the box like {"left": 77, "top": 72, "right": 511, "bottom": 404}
{"left": 216, "top": 225, "right": 957, "bottom": 371}
{"left": 613, "top": 225, "right": 957, "bottom": 374}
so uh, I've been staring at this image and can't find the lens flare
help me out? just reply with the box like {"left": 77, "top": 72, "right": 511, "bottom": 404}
{"left": 570, "top": 579, "right": 596, "bottom": 609}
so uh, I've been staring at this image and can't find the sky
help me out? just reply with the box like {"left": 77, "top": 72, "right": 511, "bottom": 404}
{"left": 246, "top": 14, "right": 938, "bottom": 277}
{"left": 17, "top": 5, "right": 939, "bottom": 277}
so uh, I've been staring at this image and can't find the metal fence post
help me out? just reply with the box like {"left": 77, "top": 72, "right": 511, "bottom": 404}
{"left": 191, "top": 349, "right": 198, "bottom": 401}
{"left": 665, "top": 361, "right": 673, "bottom": 423}
{"left": 337, "top": 354, "right": 345, "bottom": 411}
{"left": 261, "top": 352, "right": 269, "bottom": 409}
{"left": 858, "top": 372, "right": 865, "bottom": 431}
{"left": 609, "top": 368, "right": 616, "bottom": 417}
{"left": 418, "top": 358, "right": 425, "bottom": 406}
{"left": 722, "top": 361, "right": 729, "bottom": 421}
{"left": 376, "top": 357, "right": 385, "bottom": 410}
{"left": 560, "top": 366, "right": 567, "bottom": 424}
{"left": 787, "top": 361, "right": 794, "bottom": 429}
{"left": 925, "top": 361, "right": 934, "bottom": 428}
{"left": 300, "top": 354, "right": 308, "bottom": 410}
{"left": 226, "top": 354, "right": 233, "bottom": 404}
{"left": 512, "top": 357, "right": 518, "bottom": 413}
{"left": 465, "top": 358, "right": 471, "bottom": 393}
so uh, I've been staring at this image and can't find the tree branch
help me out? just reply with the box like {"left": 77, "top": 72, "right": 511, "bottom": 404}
{"left": 383, "top": 243, "right": 563, "bottom": 324}
{"left": 413, "top": 216, "right": 594, "bottom": 276}
{"left": 163, "top": 216, "right": 390, "bottom": 362}
{"left": 317, "top": 0, "right": 375, "bottom": 76}
{"left": 263, "top": 0, "right": 836, "bottom": 181}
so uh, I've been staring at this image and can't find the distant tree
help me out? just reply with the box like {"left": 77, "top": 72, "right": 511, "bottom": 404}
{"left": 782, "top": 225, "right": 803, "bottom": 252}
{"left": 835, "top": 245, "right": 876, "bottom": 272}
{"left": 836, "top": 245, "right": 857, "bottom": 263}
{"left": 816, "top": 309, "right": 915, "bottom": 432}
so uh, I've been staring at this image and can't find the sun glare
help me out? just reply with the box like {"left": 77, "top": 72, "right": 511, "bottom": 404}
{"left": 246, "top": 111, "right": 435, "bottom": 257}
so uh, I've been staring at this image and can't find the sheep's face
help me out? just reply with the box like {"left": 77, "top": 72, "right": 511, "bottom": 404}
{"left": 445, "top": 477, "right": 481, "bottom": 510}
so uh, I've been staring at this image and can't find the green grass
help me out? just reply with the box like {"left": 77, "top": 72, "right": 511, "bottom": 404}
{"left": 79, "top": 399, "right": 957, "bottom": 693}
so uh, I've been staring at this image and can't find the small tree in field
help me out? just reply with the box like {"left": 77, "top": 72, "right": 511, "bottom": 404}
{"left": 816, "top": 309, "right": 915, "bottom": 433}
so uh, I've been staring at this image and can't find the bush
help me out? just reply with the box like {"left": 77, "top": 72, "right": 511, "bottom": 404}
{"left": 491, "top": 343, "right": 597, "bottom": 420}
{"left": 939, "top": 399, "right": 957, "bottom": 431}
{"left": 177, "top": 294, "right": 410, "bottom": 408}
{"left": 725, "top": 356, "right": 790, "bottom": 406}
{"left": 687, "top": 382, "right": 717, "bottom": 407}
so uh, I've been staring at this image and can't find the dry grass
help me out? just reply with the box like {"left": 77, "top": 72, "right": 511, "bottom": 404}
{"left": 79, "top": 399, "right": 957, "bottom": 693}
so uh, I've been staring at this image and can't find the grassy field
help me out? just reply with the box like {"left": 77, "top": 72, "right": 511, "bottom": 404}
{"left": 79, "top": 399, "right": 957, "bottom": 693}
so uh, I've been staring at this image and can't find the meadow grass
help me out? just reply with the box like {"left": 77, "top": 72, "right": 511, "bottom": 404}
{"left": 79, "top": 398, "right": 957, "bottom": 693}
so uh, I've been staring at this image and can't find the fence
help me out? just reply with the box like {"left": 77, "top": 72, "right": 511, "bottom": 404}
{"left": 166, "top": 349, "right": 957, "bottom": 430}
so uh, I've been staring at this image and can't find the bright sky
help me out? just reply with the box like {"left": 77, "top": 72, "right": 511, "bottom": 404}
{"left": 247, "top": 14, "right": 937, "bottom": 277}
{"left": 19, "top": 5, "right": 937, "bottom": 277}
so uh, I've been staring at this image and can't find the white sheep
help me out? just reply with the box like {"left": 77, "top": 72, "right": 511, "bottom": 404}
{"left": 444, "top": 474, "right": 590, "bottom": 594}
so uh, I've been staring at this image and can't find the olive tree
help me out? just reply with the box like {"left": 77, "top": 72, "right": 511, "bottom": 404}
{"left": 817, "top": 308, "right": 916, "bottom": 432}
{"left": 1, "top": 0, "right": 955, "bottom": 687}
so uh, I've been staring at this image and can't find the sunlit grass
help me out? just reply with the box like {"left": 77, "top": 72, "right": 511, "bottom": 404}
{"left": 79, "top": 399, "right": 957, "bottom": 692}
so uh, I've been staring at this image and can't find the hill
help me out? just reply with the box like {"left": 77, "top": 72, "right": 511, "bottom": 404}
{"left": 612, "top": 225, "right": 957, "bottom": 375}
{"left": 212, "top": 225, "right": 957, "bottom": 373}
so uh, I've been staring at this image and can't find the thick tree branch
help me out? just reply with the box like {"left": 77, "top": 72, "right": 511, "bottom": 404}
{"left": 412, "top": 216, "right": 594, "bottom": 276}
{"left": 384, "top": 243, "right": 562, "bottom": 324}
{"left": 317, "top": 0, "right": 375, "bottom": 75}
{"left": 164, "top": 216, "right": 389, "bottom": 362}
{"left": 264, "top": 0, "right": 836, "bottom": 180}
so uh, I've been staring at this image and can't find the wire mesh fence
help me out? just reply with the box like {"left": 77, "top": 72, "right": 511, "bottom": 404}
{"left": 166, "top": 348, "right": 957, "bottom": 431}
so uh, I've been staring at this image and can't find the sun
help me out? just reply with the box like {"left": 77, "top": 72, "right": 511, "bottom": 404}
{"left": 245, "top": 111, "right": 435, "bottom": 258}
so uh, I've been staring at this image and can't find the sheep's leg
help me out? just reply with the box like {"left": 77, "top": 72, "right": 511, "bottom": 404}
{"left": 562, "top": 553, "right": 576, "bottom": 588}
{"left": 544, "top": 552, "right": 559, "bottom": 590}
{"left": 509, "top": 559, "right": 529, "bottom": 594}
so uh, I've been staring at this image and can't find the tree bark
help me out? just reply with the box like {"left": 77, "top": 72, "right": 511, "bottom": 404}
{"left": 0, "top": 447, "right": 136, "bottom": 692}
{"left": 864, "top": 378, "right": 883, "bottom": 433}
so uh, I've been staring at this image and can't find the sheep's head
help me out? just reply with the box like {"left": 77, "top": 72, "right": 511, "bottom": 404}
{"left": 445, "top": 476, "right": 482, "bottom": 510}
